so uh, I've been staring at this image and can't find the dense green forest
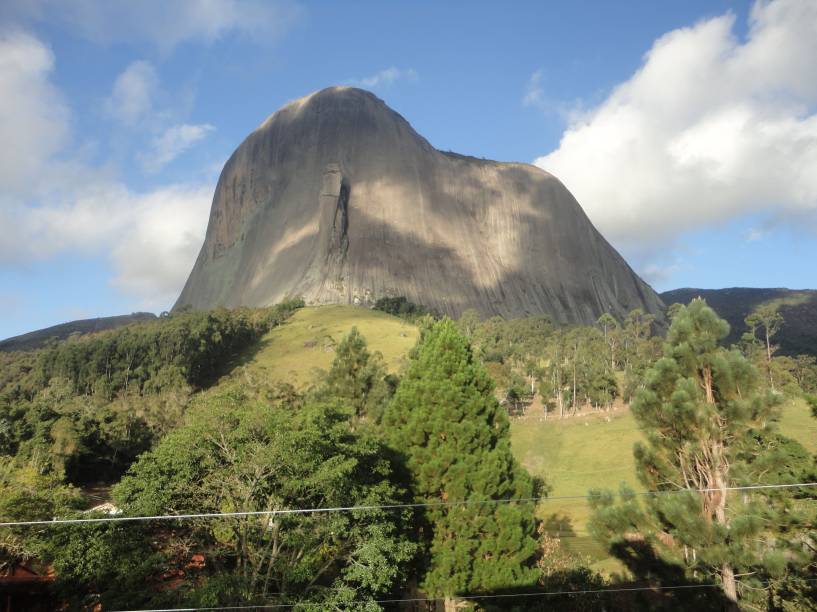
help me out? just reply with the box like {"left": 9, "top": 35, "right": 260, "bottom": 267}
{"left": 0, "top": 297, "right": 815, "bottom": 610}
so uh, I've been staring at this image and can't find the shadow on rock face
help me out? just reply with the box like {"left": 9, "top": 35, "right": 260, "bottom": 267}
{"left": 175, "top": 86, "right": 664, "bottom": 324}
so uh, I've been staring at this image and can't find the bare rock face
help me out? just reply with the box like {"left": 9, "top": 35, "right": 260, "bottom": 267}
{"left": 175, "top": 87, "right": 664, "bottom": 323}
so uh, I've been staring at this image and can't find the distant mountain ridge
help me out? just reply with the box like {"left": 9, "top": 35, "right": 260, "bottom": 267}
{"left": 0, "top": 313, "right": 157, "bottom": 352}
{"left": 660, "top": 287, "right": 817, "bottom": 356}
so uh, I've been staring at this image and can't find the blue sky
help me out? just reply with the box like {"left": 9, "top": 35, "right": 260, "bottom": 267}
{"left": 1, "top": 0, "right": 816, "bottom": 339}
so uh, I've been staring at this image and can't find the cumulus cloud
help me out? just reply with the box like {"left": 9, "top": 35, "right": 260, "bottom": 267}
{"left": 2, "top": 0, "right": 301, "bottom": 53}
{"left": 349, "top": 67, "right": 418, "bottom": 89}
{"left": 105, "top": 60, "right": 158, "bottom": 125}
{"left": 2, "top": 183, "right": 211, "bottom": 309}
{"left": 110, "top": 186, "right": 211, "bottom": 304}
{"left": 140, "top": 123, "right": 215, "bottom": 173}
{"left": 0, "top": 30, "right": 69, "bottom": 194}
{"left": 0, "top": 30, "right": 212, "bottom": 309}
{"left": 535, "top": 0, "right": 817, "bottom": 254}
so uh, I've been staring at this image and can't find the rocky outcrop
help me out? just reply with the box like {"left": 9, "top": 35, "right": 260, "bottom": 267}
{"left": 175, "top": 87, "right": 664, "bottom": 324}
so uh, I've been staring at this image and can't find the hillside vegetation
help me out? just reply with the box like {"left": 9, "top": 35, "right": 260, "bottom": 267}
{"left": 0, "top": 312, "right": 157, "bottom": 352}
{"left": 231, "top": 305, "right": 817, "bottom": 574}
{"left": 661, "top": 287, "right": 817, "bottom": 356}
{"left": 1, "top": 300, "right": 815, "bottom": 609}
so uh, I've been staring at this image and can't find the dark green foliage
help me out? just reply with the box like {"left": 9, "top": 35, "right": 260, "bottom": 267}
{"left": 660, "top": 287, "right": 817, "bottom": 357}
{"left": 620, "top": 308, "right": 661, "bottom": 402}
{"left": 42, "top": 521, "right": 163, "bottom": 610}
{"left": 0, "top": 312, "right": 158, "bottom": 353}
{"left": 383, "top": 319, "right": 539, "bottom": 597}
{"left": 113, "top": 385, "right": 416, "bottom": 607}
{"left": 323, "top": 327, "right": 393, "bottom": 422}
{"left": 35, "top": 309, "right": 258, "bottom": 397}
{"left": 0, "top": 301, "right": 302, "bottom": 484}
{"left": 373, "top": 296, "right": 431, "bottom": 320}
{"left": 538, "top": 326, "right": 618, "bottom": 417}
{"left": 0, "top": 461, "right": 84, "bottom": 569}
{"left": 590, "top": 299, "right": 817, "bottom": 608}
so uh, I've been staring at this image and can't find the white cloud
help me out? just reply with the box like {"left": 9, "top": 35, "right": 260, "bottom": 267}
{"left": 110, "top": 185, "right": 212, "bottom": 307}
{"left": 349, "top": 67, "right": 418, "bottom": 89}
{"left": 2, "top": 0, "right": 301, "bottom": 53}
{"left": 0, "top": 30, "right": 212, "bottom": 310}
{"left": 535, "top": 0, "right": 817, "bottom": 257}
{"left": 140, "top": 123, "right": 215, "bottom": 173}
{"left": 105, "top": 60, "right": 158, "bottom": 125}
{"left": 523, "top": 70, "right": 545, "bottom": 108}
{"left": 0, "top": 30, "right": 70, "bottom": 194}
{"left": 1, "top": 178, "right": 213, "bottom": 310}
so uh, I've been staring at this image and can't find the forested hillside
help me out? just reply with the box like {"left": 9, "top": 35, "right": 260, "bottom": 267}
{"left": 661, "top": 288, "right": 817, "bottom": 356}
{"left": 0, "top": 312, "right": 158, "bottom": 352}
{"left": 1, "top": 298, "right": 815, "bottom": 610}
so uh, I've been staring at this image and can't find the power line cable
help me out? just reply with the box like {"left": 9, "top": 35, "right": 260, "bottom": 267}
{"left": 1, "top": 481, "right": 815, "bottom": 528}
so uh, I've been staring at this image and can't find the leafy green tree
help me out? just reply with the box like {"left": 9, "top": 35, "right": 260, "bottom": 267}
{"left": 590, "top": 299, "right": 814, "bottom": 608}
{"left": 456, "top": 308, "right": 482, "bottom": 340}
{"left": 382, "top": 320, "right": 539, "bottom": 605}
{"left": 776, "top": 354, "right": 817, "bottom": 393}
{"left": 541, "top": 329, "right": 569, "bottom": 418}
{"left": 0, "top": 459, "right": 84, "bottom": 570}
{"left": 324, "top": 327, "right": 392, "bottom": 422}
{"left": 42, "top": 521, "right": 162, "bottom": 610}
{"left": 372, "top": 296, "right": 430, "bottom": 320}
{"left": 504, "top": 371, "right": 530, "bottom": 416}
{"left": 114, "top": 386, "right": 415, "bottom": 607}
{"left": 621, "top": 308, "right": 660, "bottom": 402}
{"left": 596, "top": 313, "right": 620, "bottom": 370}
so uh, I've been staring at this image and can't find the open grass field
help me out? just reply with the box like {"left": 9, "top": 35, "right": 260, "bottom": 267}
{"left": 241, "top": 305, "right": 420, "bottom": 389}
{"left": 510, "top": 396, "right": 817, "bottom": 573}
{"left": 239, "top": 305, "right": 817, "bottom": 574}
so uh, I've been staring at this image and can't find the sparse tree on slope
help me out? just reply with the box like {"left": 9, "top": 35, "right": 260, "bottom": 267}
{"left": 590, "top": 299, "right": 815, "bottom": 609}
{"left": 324, "top": 327, "right": 392, "bottom": 422}
{"left": 597, "top": 312, "right": 620, "bottom": 370}
{"left": 382, "top": 320, "right": 539, "bottom": 606}
{"left": 745, "top": 304, "right": 784, "bottom": 390}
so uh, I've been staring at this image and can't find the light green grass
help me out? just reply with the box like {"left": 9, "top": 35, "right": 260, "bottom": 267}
{"left": 779, "top": 396, "right": 817, "bottom": 454}
{"left": 510, "top": 410, "right": 643, "bottom": 571}
{"left": 509, "top": 398, "right": 816, "bottom": 572}
{"left": 244, "top": 305, "right": 419, "bottom": 389}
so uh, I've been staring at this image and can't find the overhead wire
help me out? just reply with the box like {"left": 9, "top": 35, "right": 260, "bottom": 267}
{"left": 1, "top": 481, "right": 815, "bottom": 527}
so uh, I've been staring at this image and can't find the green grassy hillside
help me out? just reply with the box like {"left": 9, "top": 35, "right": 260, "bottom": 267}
{"left": 511, "top": 397, "right": 816, "bottom": 572}
{"left": 236, "top": 305, "right": 817, "bottom": 573}
{"left": 238, "top": 305, "right": 420, "bottom": 388}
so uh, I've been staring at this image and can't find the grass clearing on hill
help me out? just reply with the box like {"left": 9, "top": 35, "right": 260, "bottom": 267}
{"left": 238, "top": 305, "right": 419, "bottom": 389}
{"left": 509, "top": 396, "right": 816, "bottom": 574}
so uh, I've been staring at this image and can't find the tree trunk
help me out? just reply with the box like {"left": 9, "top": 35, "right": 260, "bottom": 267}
{"left": 443, "top": 596, "right": 459, "bottom": 612}
{"left": 720, "top": 561, "right": 739, "bottom": 608}
{"left": 713, "top": 460, "right": 739, "bottom": 609}
{"left": 765, "top": 328, "right": 775, "bottom": 391}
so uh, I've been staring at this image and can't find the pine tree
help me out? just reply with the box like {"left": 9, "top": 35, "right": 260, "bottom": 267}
{"left": 382, "top": 320, "right": 538, "bottom": 605}
{"left": 745, "top": 304, "right": 784, "bottom": 390}
{"left": 324, "top": 327, "right": 391, "bottom": 422}
{"left": 590, "top": 299, "right": 814, "bottom": 609}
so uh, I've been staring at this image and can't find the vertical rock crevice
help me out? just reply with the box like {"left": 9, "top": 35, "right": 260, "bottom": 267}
{"left": 317, "top": 163, "right": 350, "bottom": 297}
